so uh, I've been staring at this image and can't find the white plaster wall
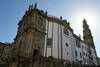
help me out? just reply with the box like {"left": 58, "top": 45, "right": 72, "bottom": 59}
{"left": 90, "top": 47, "right": 97, "bottom": 65}
{"left": 44, "top": 20, "right": 53, "bottom": 57}
{"left": 46, "top": 21, "right": 53, "bottom": 57}
{"left": 75, "top": 46, "right": 83, "bottom": 61}
{"left": 44, "top": 19, "right": 97, "bottom": 65}
{"left": 45, "top": 21, "right": 59, "bottom": 58}
{"left": 52, "top": 22, "right": 58, "bottom": 58}
{"left": 70, "top": 32, "right": 76, "bottom": 61}
{"left": 45, "top": 21, "right": 64, "bottom": 59}
{"left": 62, "top": 27, "right": 73, "bottom": 61}
{"left": 44, "top": 20, "right": 82, "bottom": 62}
{"left": 47, "top": 48, "right": 51, "bottom": 57}
{"left": 58, "top": 24, "right": 61, "bottom": 59}
{"left": 48, "top": 21, "right": 52, "bottom": 38}
{"left": 90, "top": 47, "right": 96, "bottom": 58}
{"left": 81, "top": 42, "right": 89, "bottom": 64}
{"left": 72, "top": 36, "right": 78, "bottom": 62}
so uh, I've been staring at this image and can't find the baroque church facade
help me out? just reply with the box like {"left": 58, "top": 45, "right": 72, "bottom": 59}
{"left": 0, "top": 3, "right": 98, "bottom": 67}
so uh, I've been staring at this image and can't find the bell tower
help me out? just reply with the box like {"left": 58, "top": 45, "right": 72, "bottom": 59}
{"left": 83, "top": 19, "right": 95, "bottom": 48}
{"left": 13, "top": 3, "right": 47, "bottom": 58}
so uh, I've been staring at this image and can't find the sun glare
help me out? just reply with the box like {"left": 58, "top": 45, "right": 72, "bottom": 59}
{"left": 74, "top": 10, "right": 97, "bottom": 36}
{"left": 77, "top": 12, "right": 95, "bottom": 28}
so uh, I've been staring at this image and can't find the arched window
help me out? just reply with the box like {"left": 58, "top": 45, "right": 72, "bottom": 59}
{"left": 65, "top": 43, "right": 68, "bottom": 47}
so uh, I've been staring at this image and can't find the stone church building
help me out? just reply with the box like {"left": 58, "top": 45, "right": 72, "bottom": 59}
{"left": 0, "top": 3, "right": 98, "bottom": 67}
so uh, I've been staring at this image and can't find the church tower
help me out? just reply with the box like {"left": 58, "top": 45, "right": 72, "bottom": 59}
{"left": 83, "top": 19, "right": 95, "bottom": 48}
{"left": 13, "top": 3, "right": 47, "bottom": 59}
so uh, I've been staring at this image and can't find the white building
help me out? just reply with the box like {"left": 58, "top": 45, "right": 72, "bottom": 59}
{"left": 42, "top": 12, "right": 98, "bottom": 65}
{"left": 73, "top": 34, "right": 83, "bottom": 64}
{"left": 90, "top": 47, "right": 98, "bottom": 65}
{"left": 81, "top": 41, "right": 89, "bottom": 65}
{"left": 44, "top": 16, "right": 76, "bottom": 62}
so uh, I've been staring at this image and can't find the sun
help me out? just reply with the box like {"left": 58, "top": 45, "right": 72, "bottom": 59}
{"left": 74, "top": 9, "right": 97, "bottom": 36}
{"left": 78, "top": 12, "right": 95, "bottom": 28}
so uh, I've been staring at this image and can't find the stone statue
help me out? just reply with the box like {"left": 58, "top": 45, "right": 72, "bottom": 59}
{"left": 34, "top": 2, "right": 37, "bottom": 9}
{"left": 45, "top": 10, "right": 48, "bottom": 15}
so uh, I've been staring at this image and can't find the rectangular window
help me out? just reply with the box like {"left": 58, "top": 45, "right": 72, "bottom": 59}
{"left": 80, "top": 53, "right": 82, "bottom": 58}
{"left": 75, "top": 51, "right": 77, "bottom": 57}
{"left": 83, "top": 52, "right": 85, "bottom": 56}
{"left": 47, "top": 38, "right": 52, "bottom": 47}
{"left": 76, "top": 39, "right": 80, "bottom": 47}
{"left": 84, "top": 58, "right": 86, "bottom": 62}
{"left": 67, "top": 52, "right": 68, "bottom": 55}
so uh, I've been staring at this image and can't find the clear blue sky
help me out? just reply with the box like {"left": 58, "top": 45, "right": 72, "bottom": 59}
{"left": 0, "top": 0, "right": 100, "bottom": 57}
